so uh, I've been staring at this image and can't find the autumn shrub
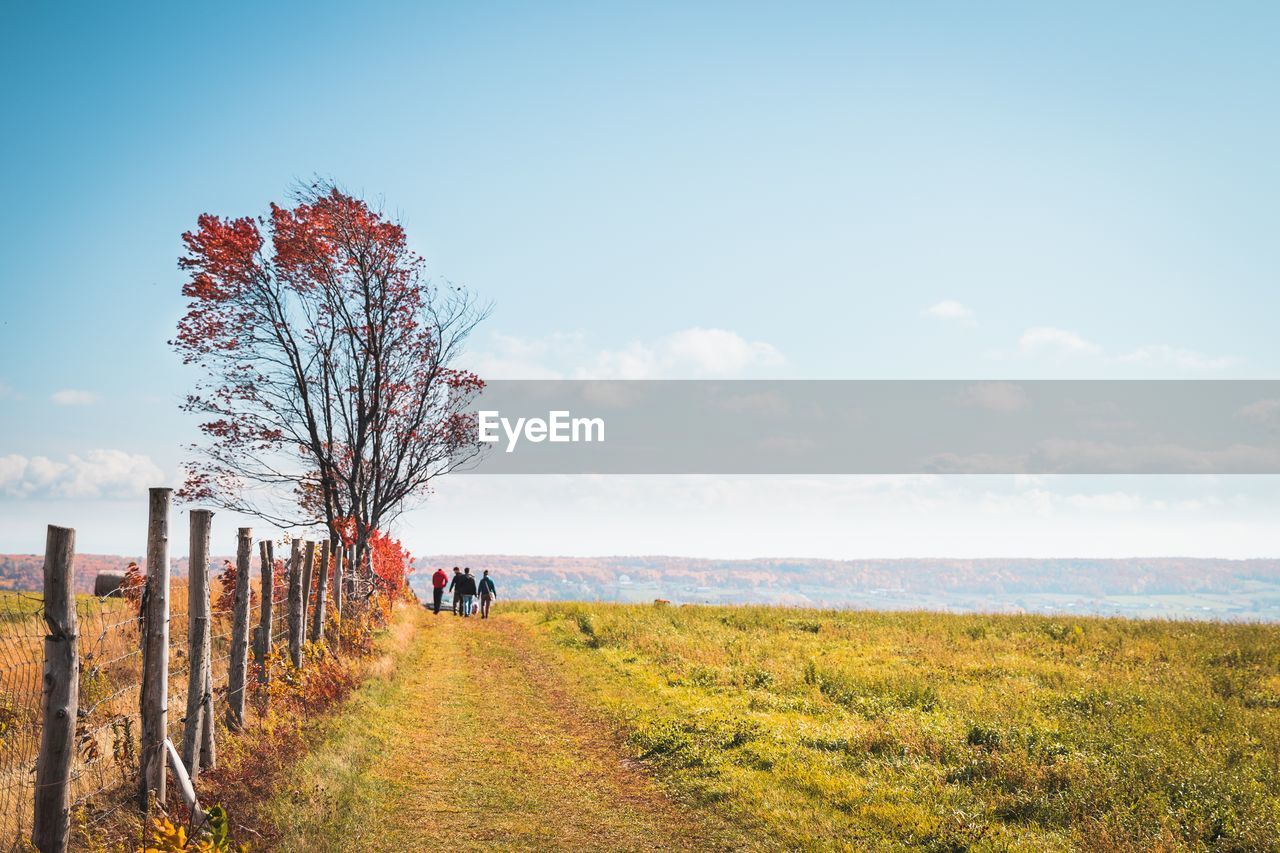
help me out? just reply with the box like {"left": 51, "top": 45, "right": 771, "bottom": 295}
{"left": 120, "top": 560, "right": 145, "bottom": 604}
{"left": 214, "top": 560, "right": 238, "bottom": 613}
{"left": 140, "top": 806, "right": 243, "bottom": 852}
{"left": 187, "top": 604, "right": 396, "bottom": 850}
{"left": 70, "top": 578, "right": 415, "bottom": 853}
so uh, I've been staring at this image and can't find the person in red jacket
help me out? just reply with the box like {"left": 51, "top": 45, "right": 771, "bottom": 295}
{"left": 430, "top": 567, "right": 449, "bottom": 614}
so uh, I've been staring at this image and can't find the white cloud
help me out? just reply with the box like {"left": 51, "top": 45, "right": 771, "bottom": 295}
{"left": 1239, "top": 399, "right": 1280, "bottom": 429}
{"left": 469, "top": 333, "right": 578, "bottom": 380}
{"left": 1015, "top": 327, "right": 1235, "bottom": 372}
{"left": 923, "top": 300, "right": 975, "bottom": 323}
{"left": 1115, "top": 345, "right": 1238, "bottom": 371}
{"left": 397, "top": 474, "right": 1280, "bottom": 560}
{"left": 0, "top": 450, "right": 165, "bottom": 499}
{"left": 1018, "top": 326, "right": 1103, "bottom": 357}
{"left": 50, "top": 389, "right": 99, "bottom": 406}
{"left": 473, "top": 327, "right": 786, "bottom": 379}
{"left": 1063, "top": 491, "right": 1154, "bottom": 512}
{"left": 584, "top": 328, "right": 784, "bottom": 379}
{"left": 953, "top": 382, "right": 1028, "bottom": 413}
{"left": 926, "top": 439, "right": 1280, "bottom": 475}
{"left": 0, "top": 380, "right": 16, "bottom": 400}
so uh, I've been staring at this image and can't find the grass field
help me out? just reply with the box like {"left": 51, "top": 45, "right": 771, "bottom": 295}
{"left": 511, "top": 603, "right": 1280, "bottom": 851}
{"left": 272, "top": 602, "right": 1280, "bottom": 851}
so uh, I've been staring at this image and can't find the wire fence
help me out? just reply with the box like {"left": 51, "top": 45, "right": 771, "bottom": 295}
{"left": 0, "top": 540, "right": 363, "bottom": 849}
{"left": 71, "top": 585, "right": 145, "bottom": 833}
{"left": 0, "top": 592, "right": 48, "bottom": 844}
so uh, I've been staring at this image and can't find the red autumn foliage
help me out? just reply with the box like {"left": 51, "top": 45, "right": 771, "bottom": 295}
{"left": 272, "top": 558, "right": 290, "bottom": 602}
{"left": 368, "top": 529, "right": 413, "bottom": 594}
{"left": 172, "top": 182, "right": 488, "bottom": 571}
{"left": 120, "top": 561, "right": 145, "bottom": 605}
{"left": 215, "top": 560, "right": 239, "bottom": 613}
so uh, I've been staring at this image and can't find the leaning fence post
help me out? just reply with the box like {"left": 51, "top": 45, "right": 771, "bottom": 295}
{"left": 225, "top": 528, "right": 253, "bottom": 730}
{"left": 32, "top": 525, "right": 78, "bottom": 853}
{"left": 286, "top": 539, "right": 303, "bottom": 668}
{"left": 253, "top": 540, "right": 274, "bottom": 684}
{"left": 309, "top": 540, "right": 329, "bottom": 643}
{"left": 139, "top": 487, "right": 171, "bottom": 810}
{"left": 181, "top": 510, "right": 213, "bottom": 781}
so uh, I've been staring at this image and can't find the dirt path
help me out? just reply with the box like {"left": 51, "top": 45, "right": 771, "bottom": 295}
{"left": 270, "top": 607, "right": 737, "bottom": 851}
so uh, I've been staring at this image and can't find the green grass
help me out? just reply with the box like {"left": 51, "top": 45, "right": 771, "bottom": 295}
{"left": 512, "top": 602, "right": 1280, "bottom": 852}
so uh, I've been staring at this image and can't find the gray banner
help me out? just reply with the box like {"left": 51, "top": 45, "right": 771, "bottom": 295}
{"left": 462, "top": 380, "right": 1280, "bottom": 474}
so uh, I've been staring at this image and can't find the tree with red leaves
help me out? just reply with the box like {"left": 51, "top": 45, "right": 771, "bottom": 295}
{"left": 173, "top": 181, "right": 488, "bottom": 573}
{"left": 367, "top": 528, "right": 413, "bottom": 595}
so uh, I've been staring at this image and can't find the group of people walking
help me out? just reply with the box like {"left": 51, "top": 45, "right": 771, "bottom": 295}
{"left": 430, "top": 566, "right": 497, "bottom": 618}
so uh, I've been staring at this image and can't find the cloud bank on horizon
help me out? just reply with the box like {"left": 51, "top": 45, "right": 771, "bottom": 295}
{"left": 0, "top": 313, "right": 1268, "bottom": 555}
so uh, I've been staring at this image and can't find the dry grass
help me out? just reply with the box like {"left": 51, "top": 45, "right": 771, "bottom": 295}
{"left": 0, "top": 574, "right": 295, "bottom": 847}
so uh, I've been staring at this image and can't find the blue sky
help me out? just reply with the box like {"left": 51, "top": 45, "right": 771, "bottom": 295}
{"left": 1, "top": 2, "right": 1278, "bottom": 556}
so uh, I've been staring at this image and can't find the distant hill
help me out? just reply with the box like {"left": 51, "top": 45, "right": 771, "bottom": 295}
{"left": 0, "top": 553, "right": 224, "bottom": 595}
{"left": 7, "top": 551, "right": 1278, "bottom": 620}
{"left": 411, "top": 555, "right": 1280, "bottom": 621}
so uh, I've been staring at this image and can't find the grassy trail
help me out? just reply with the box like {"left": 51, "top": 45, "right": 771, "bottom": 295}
{"left": 269, "top": 605, "right": 740, "bottom": 851}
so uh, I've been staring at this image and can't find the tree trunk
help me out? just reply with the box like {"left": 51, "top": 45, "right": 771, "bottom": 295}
{"left": 343, "top": 545, "right": 356, "bottom": 603}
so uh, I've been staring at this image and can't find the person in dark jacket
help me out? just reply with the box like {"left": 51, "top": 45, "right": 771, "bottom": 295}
{"left": 448, "top": 567, "right": 463, "bottom": 615}
{"left": 478, "top": 570, "right": 497, "bottom": 619}
{"left": 430, "top": 567, "right": 449, "bottom": 614}
{"left": 460, "top": 567, "right": 478, "bottom": 616}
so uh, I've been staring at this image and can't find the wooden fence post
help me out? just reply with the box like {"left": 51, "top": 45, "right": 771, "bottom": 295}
{"left": 199, "top": 661, "right": 215, "bottom": 770}
{"left": 181, "top": 510, "right": 213, "bottom": 781}
{"left": 309, "top": 540, "right": 329, "bottom": 643}
{"left": 331, "top": 542, "right": 344, "bottom": 645}
{"left": 139, "top": 487, "right": 171, "bottom": 810}
{"left": 343, "top": 545, "right": 353, "bottom": 604}
{"left": 32, "top": 525, "right": 77, "bottom": 853}
{"left": 300, "top": 541, "right": 315, "bottom": 638}
{"left": 225, "top": 528, "right": 253, "bottom": 730}
{"left": 286, "top": 539, "right": 303, "bottom": 668}
{"left": 253, "top": 540, "right": 274, "bottom": 684}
